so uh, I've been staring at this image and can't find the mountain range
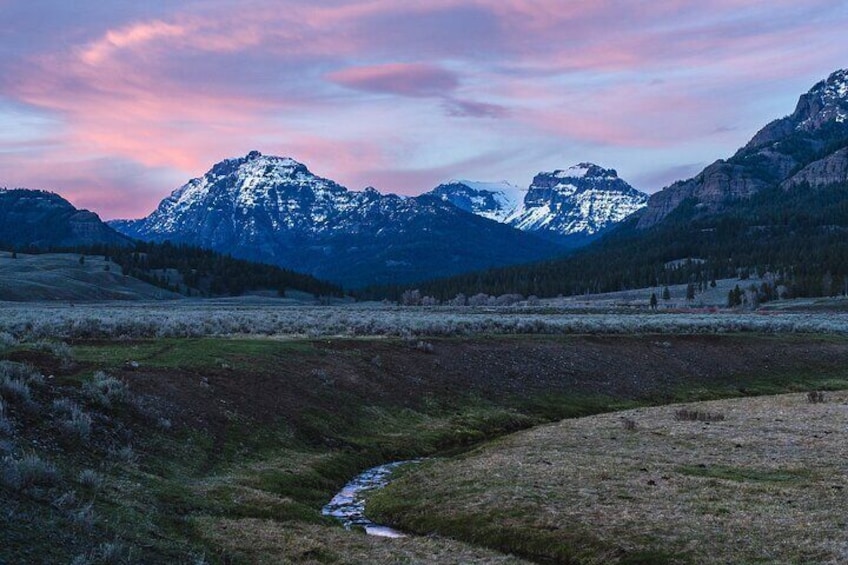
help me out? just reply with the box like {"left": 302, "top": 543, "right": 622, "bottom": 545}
{"left": 411, "top": 68, "right": 848, "bottom": 300}
{"left": 428, "top": 165, "right": 647, "bottom": 245}
{"left": 109, "top": 152, "right": 644, "bottom": 287}
{"left": 3, "top": 68, "right": 848, "bottom": 297}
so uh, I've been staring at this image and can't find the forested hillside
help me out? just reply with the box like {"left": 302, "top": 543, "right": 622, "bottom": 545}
{"left": 375, "top": 181, "right": 848, "bottom": 301}
{"left": 14, "top": 241, "right": 345, "bottom": 299}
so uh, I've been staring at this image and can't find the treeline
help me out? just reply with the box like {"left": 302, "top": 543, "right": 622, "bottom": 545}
{"left": 4, "top": 240, "right": 343, "bottom": 298}
{"left": 361, "top": 181, "right": 848, "bottom": 301}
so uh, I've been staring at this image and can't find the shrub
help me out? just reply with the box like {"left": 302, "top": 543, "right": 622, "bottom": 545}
{"left": 52, "top": 490, "right": 78, "bottom": 510}
{"left": 33, "top": 340, "right": 74, "bottom": 368}
{"left": 1, "top": 453, "right": 60, "bottom": 490}
{"left": 0, "top": 362, "right": 44, "bottom": 405}
{"left": 82, "top": 372, "right": 130, "bottom": 409}
{"left": 66, "top": 410, "right": 92, "bottom": 442}
{"left": 621, "top": 417, "right": 638, "bottom": 431}
{"left": 807, "top": 390, "right": 826, "bottom": 404}
{"left": 415, "top": 340, "right": 435, "bottom": 353}
{"left": 111, "top": 445, "right": 137, "bottom": 465}
{"left": 0, "top": 398, "right": 12, "bottom": 436}
{"left": 68, "top": 503, "right": 96, "bottom": 532}
{"left": 0, "top": 331, "right": 16, "bottom": 350}
{"left": 53, "top": 398, "right": 92, "bottom": 442}
{"left": 52, "top": 397, "right": 78, "bottom": 415}
{"left": 0, "top": 376, "right": 31, "bottom": 404}
{"left": 77, "top": 469, "right": 103, "bottom": 490}
{"left": 0, "top": 360, "right": 42, "bottom": 381}
{"left": 674, "top": 409, "right": 725, "bottom": 422}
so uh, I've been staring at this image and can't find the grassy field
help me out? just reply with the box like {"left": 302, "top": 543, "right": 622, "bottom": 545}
{"left": 2, "top": 333, "right": 848, "bottom": 563}
{"left": 370, "top": 391, "right": 848, "bottom": 563}
{"left": 0, "top": 251, "right": 182, "bottom": 301}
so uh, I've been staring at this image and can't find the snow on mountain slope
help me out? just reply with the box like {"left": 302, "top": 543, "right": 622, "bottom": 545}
{"left": 507, "top": 164, "right": 647, "bottom": 237}
{"left": 110, "top": 151, "right": 563, "bottom": 287}
{"left": 428, "top": 180, "right": 523, "bottom": 222}
{"left": 427, "top": 164, "right": 647, "bottom": 241}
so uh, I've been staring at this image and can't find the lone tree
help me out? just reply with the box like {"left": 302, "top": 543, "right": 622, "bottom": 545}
{"left": 649, "top": 292, "right": 658, "bottom": 310}
{"left": 686, "top": 282, "right": 696, "bottom": 301}
{"left": 727, "top": 285, "right": 743, "bottom": 307}
{"left": 662, "top": 286, "right": 671, "bottom": 301}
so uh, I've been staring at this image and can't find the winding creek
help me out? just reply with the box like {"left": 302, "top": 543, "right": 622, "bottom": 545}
{"left": 322, "top": 460, "right": 419, "bottom": 538}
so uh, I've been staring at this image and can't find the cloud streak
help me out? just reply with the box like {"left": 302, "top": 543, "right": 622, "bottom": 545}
{"left": 328, "top": 63, "right": 460, "bottom": 97}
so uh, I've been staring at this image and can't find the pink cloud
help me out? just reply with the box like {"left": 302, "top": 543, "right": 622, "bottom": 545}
{"left": 328, "top": 63, "right": 459, "bottom": 97}
{"left": 1, "top": 0, "right": 846, "bottom": 218}
{"left": 80, "top": 20, "right": 187, "bottom": 65}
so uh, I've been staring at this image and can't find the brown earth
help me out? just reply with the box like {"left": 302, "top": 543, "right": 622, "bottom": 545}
{"left": 109, "top": 334, "right": 847, "bottom": 445}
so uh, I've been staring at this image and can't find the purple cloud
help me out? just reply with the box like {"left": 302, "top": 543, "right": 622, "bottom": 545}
{"left": 444, "top": 99, "right": 509, "bottom": 119}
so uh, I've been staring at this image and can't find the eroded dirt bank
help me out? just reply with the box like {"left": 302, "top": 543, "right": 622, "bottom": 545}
{"left": 120, "top": 334, "right": 848, "bottom": 437}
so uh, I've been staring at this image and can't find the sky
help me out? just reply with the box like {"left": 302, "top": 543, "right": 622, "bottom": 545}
{"left": 1, "top": 1, "right": 847, "bottom": 219}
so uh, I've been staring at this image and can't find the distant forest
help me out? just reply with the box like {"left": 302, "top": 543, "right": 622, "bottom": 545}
{"left": 361, "top": 181, "right": 848, "bottom": 302}
{"left": 2, "top": 240, "right": 344, "bottom": 298}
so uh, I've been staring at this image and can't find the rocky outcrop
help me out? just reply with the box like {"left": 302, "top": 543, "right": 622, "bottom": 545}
{"left": 0, "top": 189, "right": 131, "bottom": 249}
{"left": 637, "top": 69, "right": 848, "bottom": 229}
{"left": 782, "top": 148, "right": 848, "bottom": 190}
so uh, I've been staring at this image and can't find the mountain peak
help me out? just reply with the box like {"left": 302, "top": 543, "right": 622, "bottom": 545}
{"left": 811, "top": 68, "right": 848, "bottom": 100}
{"left": 209, "top": 152, "right": 308, "bottom": 179}
{"left": 795, "top": 68, "right": 848, "bottom": 129}
{"left": 552, "top": 163, "right": 617, "bottom": 180}
{"left": 513, "top": 165, "right": 647, "bottom": 238}
{"left": 640, "top": 68, "right": 848, "bottom": 229}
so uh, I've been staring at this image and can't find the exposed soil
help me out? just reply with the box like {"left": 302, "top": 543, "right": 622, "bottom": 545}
{"left": 103, "top": 334, "right": 848, "bottom": 445}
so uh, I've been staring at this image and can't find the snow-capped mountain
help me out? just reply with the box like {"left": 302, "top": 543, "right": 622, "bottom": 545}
{"left": 639, "top": 68, "right": 848, "bottom": 228}
{"left": 427, "top": 164, "right": 647, "bottom": 244}
{"left": 507, "top": 164, "right": 647, "bottom": 239}
{"left": 429, "top": 180, "right": 523, "bottom": 222}
{"left": 110, "top": 151, "right": 563, "bottom": 288}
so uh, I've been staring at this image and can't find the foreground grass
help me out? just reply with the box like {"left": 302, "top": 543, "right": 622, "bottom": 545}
{"left": 2, "top": 333, "right": 848, "bottom": 562}
{"left": 370, "top": 391, "right": 848, "bottom": 564}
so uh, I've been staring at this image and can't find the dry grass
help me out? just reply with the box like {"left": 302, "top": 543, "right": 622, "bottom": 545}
{"left": 192, "top": 517, "right": 529, "bottom": 564}
{"left": 371, "top": 391, "right": 848, "bottom": 564}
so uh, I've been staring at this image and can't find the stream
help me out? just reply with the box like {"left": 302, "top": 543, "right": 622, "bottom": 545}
{"left": 322, "top": 460, "right": 418, "bottom": 538}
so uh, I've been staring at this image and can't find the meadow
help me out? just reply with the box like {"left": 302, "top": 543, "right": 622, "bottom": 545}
{"left": 370, "top": 391, "right": 848, "bottom": 563}
{"left": 1, "top": 299, "right": 847, "bottom": 563}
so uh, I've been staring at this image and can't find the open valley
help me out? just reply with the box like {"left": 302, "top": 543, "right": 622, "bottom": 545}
{"left": 2, "top": 302, "right": 848, "bottom": 563}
